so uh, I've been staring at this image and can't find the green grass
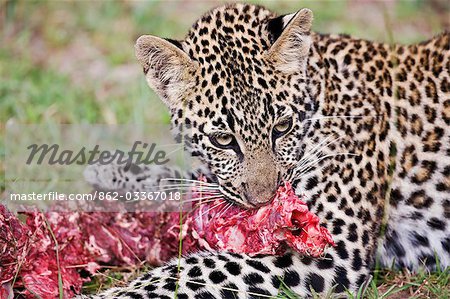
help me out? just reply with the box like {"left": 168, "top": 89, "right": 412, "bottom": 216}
{"left": 0, "top": 53, "right": 99, "bottom": 124}
{"left": 1, "top": 0, "right": 449, "bottom": 298}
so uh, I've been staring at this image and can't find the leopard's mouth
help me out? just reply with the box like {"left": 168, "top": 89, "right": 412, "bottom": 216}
{"left": 216, "top": 184, "right": 258, "bottom": 209}
{"left": 218, "top": 182, "right": 284, "bottom": 210}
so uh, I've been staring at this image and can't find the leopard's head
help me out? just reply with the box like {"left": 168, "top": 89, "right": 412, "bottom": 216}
{"left": 135, "top": 4, "right": 323, "bottom": 208}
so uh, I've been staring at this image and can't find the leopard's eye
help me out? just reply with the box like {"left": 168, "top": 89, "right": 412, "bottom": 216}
{"left": 273, "top": 118, "right": 293, "bottom": 138}
{"left": 274, "top": 121, "right": 290, "bottom": 133}
{"left": 215, "top": 134, "right": 233, "bottom": 146}
{"left": 209, "top": 133, "right": 236, "bottom": 149}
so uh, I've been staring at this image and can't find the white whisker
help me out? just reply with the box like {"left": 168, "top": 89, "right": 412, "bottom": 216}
{"left": 303, "top": 115, "right": 379, "bottom": 122}
{"left": 297, "top": 152, "right": 358, "bottom": 175}
{"left": 214, "top": 202, "right": 228, "bottom": 217}
{"left": 155, "top": 184, "right": 220, "bottom": 191}
{"left": 192, "top": 199, "right": 219, "bottom": 207}
{"left": 296, "top": 135, "right": 335, "bottom": 169}
{"left": 182, "top": 194, "right": 223, "bottom": 204}
{"left": 161, "top": 178, "right": 218, "bottom": 187}
{"left": 195, "top": 201, "right": 226, "bottom": 220}
{"left": 298, "top": 153, "right": 336, "bottom": 173}
{"left": 297, "top": 135, "right": 343, "bottom": 170}
{"left": 164, "top": 146, "right": 183, "bottom": 157}
{"left": 218, "top": 202, "right": 233, "bottom": 218}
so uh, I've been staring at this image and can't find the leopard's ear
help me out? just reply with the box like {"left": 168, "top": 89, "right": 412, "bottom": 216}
{"left": 265, "top": 8, "right": 313, "bottom": 73}
{"left": 135, "top": 35, "right": 196, "bottom": 106}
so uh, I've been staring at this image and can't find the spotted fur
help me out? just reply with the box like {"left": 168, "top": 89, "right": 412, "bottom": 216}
{"left": 79, "top": 3, "right": 450, "bottom": 298}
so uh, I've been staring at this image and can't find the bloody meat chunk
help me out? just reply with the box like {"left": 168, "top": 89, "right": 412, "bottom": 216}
{"left": 188, "top": 182, "right": 335, "bottom": 257}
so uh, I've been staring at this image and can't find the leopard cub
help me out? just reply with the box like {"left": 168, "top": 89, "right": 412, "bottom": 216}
{"left": 80, "top": 3, "right": 450, "bottom": 298}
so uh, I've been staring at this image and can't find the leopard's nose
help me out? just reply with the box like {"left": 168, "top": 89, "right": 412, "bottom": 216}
{"left": 243, "top": 182, "right": 277, "bottom": 208}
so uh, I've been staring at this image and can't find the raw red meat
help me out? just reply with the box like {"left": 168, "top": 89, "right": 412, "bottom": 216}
{"left": 187, "top": 182, "right": 335, "bottom": 257}
{"left": 0, "top": 207, "right": 95, "bottom": 299}
{"left": 0, "top": 205, "right": 31, "bottom": 291}
{"left": 0, "top": 181, "right": 334, "bottom": 298}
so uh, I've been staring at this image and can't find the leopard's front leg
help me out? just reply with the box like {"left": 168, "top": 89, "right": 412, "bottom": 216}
{"left": 81, "top": 238, "right": 372, "bottom": 298}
